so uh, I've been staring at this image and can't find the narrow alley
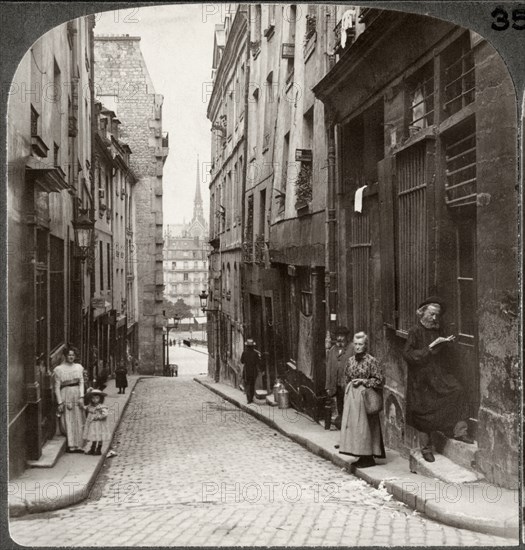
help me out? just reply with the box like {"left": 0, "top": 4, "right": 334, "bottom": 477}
{"left": 9, "top": 376, "right": 513, "bottom": 547}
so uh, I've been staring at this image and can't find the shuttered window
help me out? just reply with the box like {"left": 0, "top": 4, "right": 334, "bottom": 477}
{"left": 395, "top": 143, "right": 429, "bottom": 333}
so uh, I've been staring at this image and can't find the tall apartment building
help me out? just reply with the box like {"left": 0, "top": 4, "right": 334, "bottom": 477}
{"left": 7, "top": 16, "right": 96, "bottom": 475}
{"left": 164, "top": 161, "right": 210, "bottom": 317}
{"left": 93, "top": 102, "right": 139, "bottom": 377}
{"left": 94, "top": 35, "right": 167, "bottom": 375}
{"left": 208, "top": 4, "right": 519, "bottom": 489}
{"left": 208, "top": 8, "right": 248, "bottom": 383}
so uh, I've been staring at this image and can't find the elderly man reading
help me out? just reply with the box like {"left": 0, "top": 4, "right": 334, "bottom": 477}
{"left": 403, "top": 296, "right": 472, "bottom": 463}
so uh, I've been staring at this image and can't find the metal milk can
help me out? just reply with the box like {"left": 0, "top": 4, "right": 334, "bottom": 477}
{"left": 273, "top": 379, "right": 283, "bottom": 401}
{"left": 277, "top": 387, "right": 290, "bottom": 409}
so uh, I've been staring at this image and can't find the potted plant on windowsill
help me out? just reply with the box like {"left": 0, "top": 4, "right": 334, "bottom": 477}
{"left": 295, "top": 164, "right": 312, "bottom": 213}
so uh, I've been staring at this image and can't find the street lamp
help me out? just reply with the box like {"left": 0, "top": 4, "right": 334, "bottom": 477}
{"left": 163, "top": 312, "right": 181, "bottom": 376}
{"left": 72, "top": 208, "right": 95, "bottom": 262}
{"left": 198, "top": 290, "right": 220, "bottom": 382}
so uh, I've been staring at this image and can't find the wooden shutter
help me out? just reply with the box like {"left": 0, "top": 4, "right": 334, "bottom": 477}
{"left": 377, "top": 156, "right": 396, "bottom": 328}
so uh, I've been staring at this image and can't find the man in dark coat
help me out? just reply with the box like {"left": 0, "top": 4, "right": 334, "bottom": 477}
{"left": 325, "top": 326, "right": 353, "bottom": 429}
{"left": 403, "top": 296, "right": 471, "bottom": 463}
{"left": 241, "top": 339, "right": 260, "bottom": 404}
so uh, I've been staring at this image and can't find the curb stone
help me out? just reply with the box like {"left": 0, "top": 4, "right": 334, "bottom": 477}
{"left": 8, "top": 376, "right": 147, "bottom": 518}
{"left": 194, "top": 377, "right": 518, "bottom": 540}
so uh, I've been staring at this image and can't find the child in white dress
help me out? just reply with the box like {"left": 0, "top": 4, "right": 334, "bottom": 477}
{"left": 82, "top": 389, "right": 110, "bottom": 455}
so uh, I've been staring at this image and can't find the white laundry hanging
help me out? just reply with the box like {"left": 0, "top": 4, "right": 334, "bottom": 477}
{"left": 341, "top": 9, "right": 356, "bottom": 49}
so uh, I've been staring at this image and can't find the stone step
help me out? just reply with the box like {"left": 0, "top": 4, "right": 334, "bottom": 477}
{"left": 409, "top": 448, "right": 485, "bottom": 484}
{"left": 26, "top": 436, "right": 66, "bottom": 468}
{"left": 431, "top": 431, "right": 480, "bottom": 471}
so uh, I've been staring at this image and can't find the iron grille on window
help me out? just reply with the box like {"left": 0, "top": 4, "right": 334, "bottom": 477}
{"left": 408, "top": 63, "right": 434, "bottom": 132}
{"left": 443, "top": 33, "right": 475, "bottom": 117}
{"left": 396, "top": 143, "right": 428, "bottom": 333}
{"left": 444, "top": 118, "right": 476, "bottom": 207}
{"left": 350, "top": 211, "right": 371, "bottom": 334}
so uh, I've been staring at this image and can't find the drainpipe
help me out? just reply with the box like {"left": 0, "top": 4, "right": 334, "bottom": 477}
{"left": 325, "top": 102, "right": 337, "bottom": 343}
{"left": 240, "top": 7, "right": 250, "bottom": 350}
{"left": 88, "top": 14, "right": 97, "bottom": 381}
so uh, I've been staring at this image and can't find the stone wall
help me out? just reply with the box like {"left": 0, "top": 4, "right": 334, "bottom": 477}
{"left": 473, "top": 40, "right": 519, "bottom": 488}
{"left": 94, "top": 36, "right": 165, "bottom": 375}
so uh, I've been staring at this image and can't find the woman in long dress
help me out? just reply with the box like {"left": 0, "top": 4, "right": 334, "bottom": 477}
{"left": 53, "top": 346, "right": 85, "bottom": 452}
{"left": 339, "top": 332, "right": 385, "bottom": 468}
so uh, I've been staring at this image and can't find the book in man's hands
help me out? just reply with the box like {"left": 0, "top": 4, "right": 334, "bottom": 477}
{"left": 429, "top": 335, "right": 455, "bottom": 349}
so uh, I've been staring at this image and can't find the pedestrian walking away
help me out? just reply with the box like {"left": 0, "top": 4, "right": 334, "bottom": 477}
{"left": 53, "top": 346, "right": 86, "bottom": 453}
{"left": 81, "top": 389, "right": 110, "bottom": 455}
{"left": 325, "top": 326, "right": 353, "bottom": 430}
{"left": 115, "top": 362, "right": 129, "bottom": 394}
{"left": 403, "top": 296, "right": 472, "bottom": 463}
{"left": 240, "top": 338, "right": 261, "bottom": 404}
{"left": 339, "top": 332, "right": 385, "bottom": 468}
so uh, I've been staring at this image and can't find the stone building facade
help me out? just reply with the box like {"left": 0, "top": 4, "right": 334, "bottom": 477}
{"left": 207, "top": 5, "right": 519, "bottom": 489}
{"left": 313, "top": 8, "right": 519, "bottom": 488}
{"left": 7, "top": 16, "right": 96, "bottom": 475}
{"left": 164, "top": 160, "right": 210, "bottom": 318}
{"left": 93, "top": 102, "right": 139, "bottom": 379}
{"left": 208, "top": 9, "right": 248, "bottom": 383}
{"left": 94, "top": 35, "right": 167, "bottom": 375}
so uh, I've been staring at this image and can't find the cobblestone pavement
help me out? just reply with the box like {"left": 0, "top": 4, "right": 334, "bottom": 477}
{"left": 9, "top": 377, "right": 514, "bottom": 546}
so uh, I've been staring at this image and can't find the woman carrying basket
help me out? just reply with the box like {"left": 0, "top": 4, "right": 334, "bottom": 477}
{"left": 339, "top": 332, "right": 385, "bottom": 468}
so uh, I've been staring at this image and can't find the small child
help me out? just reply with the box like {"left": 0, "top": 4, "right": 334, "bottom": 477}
{"left": 115, "top": 362, "right": 128, "bottom": 395}
{"left": 82, "top": 389, "right": 110, "bottom": 455}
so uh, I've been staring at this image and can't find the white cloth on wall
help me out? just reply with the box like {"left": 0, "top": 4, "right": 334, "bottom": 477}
{"left": 341, "top": 9, "right": 356, "bottom": 48}
{"left": 354, "top": 185, "right": 368, "bottom": 213}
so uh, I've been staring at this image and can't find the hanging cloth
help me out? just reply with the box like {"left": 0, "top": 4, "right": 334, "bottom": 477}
{"left": 341, "top": 9, "right": 356, "bottom": 49}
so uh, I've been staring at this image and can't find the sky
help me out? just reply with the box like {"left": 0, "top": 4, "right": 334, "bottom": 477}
{"left": 94, "top": 4, "right": 230, "bottom": 226}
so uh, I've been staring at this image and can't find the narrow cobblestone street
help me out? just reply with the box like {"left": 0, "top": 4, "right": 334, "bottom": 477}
{"left": 9, "top": 376, "right": 514, "bottom": 546}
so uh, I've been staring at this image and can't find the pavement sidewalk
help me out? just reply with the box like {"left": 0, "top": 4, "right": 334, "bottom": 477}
{"left": 8, "top": 375, "right": 145, "bottom": 518}
{"left": 195, "top": 377, "right": 519, "bottom": 540}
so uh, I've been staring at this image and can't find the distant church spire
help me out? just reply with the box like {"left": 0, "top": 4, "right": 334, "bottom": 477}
{"left": 193, "top": 156, "right": 204, "bottom": 224}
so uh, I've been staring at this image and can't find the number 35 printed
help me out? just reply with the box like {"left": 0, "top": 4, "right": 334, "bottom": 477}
{"left": 491, "top": 6, "right": 525, "bottom": 30}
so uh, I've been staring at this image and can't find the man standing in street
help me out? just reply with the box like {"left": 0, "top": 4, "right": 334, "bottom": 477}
{"left": 326, "top": 327, "right": 353, "bottom": 429}
{"left": 403, "top": 296, "right": 472, "bottom": 463}
{"left": 241, "top": 339, "right": 260, "bottom": 404}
